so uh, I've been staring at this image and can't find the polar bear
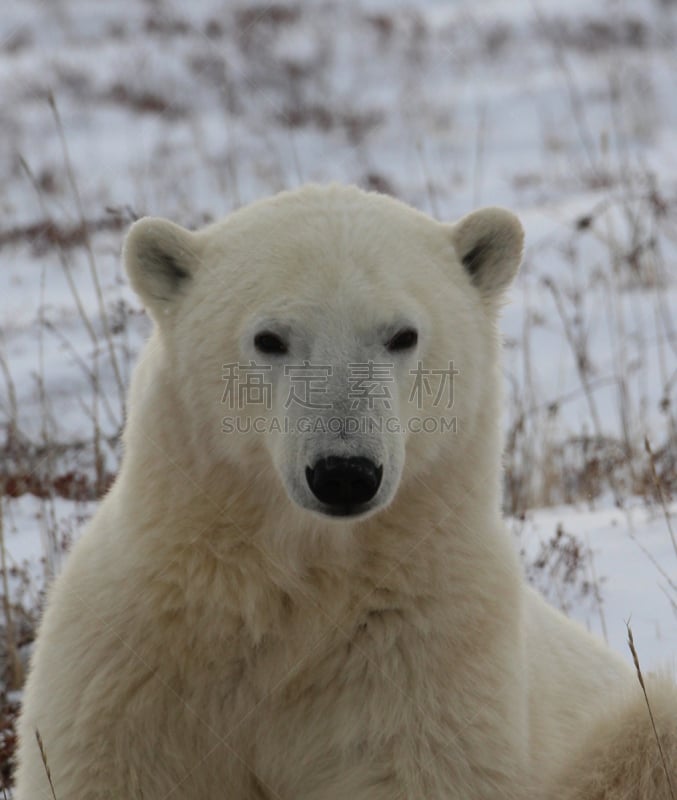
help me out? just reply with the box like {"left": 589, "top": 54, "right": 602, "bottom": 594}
{"left": 14, "top": 185, "right": 676, "bottom": 799}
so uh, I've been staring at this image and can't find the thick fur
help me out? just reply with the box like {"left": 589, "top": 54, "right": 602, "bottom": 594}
{"left": 546, "top": 674, "right": 677, "bottom": 798}
{"left": 15, "top": 185, "right": 676, "bottom": 799}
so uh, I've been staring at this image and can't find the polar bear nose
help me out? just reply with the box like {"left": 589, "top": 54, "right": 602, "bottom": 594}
{"left": 306, "top": 456, "right": 383, "bottom": 508}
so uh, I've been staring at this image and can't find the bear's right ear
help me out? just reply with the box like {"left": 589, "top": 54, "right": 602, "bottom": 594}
{"left": 124, "top": 217, "right": 200, "bottom": 320}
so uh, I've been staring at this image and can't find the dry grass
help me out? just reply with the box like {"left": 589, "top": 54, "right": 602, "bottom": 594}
{"left": 503, "top": 167, "right": 677, "bottom": 514}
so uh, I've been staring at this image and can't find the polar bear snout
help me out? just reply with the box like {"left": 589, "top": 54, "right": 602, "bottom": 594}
{"left": 305, "top": 456, "right": 383, "bottom": 515}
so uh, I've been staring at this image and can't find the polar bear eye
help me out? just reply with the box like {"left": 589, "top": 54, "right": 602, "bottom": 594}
{"left": 385, "top": 327, "right": 418, "bottom": 352}
{"left": 254, "top": 330, "right": 288, "bottom": 355}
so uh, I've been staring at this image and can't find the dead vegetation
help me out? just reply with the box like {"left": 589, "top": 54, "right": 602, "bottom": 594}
{"left": 0, "top": 215, "right": 129, "bottom": 255}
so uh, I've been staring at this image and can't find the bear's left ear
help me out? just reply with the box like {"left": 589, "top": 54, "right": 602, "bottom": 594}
{"left": 124, "top": 217, "right": 201, "bottom": 320}
{"left": 450, "top": 207, "right": 524, "bottom": 300}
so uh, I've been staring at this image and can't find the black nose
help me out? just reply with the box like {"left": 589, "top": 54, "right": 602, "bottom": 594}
{"left": 306, "top": 456, "right": 383, "bottom": 509}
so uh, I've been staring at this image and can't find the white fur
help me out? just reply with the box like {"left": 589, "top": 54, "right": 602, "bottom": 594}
{"left": 15, "top": 185, "right": 676, "bottom": 799}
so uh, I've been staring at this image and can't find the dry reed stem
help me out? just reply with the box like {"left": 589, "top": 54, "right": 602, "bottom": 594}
{"left": 35, "top": 730, "right": 58, "bottom": 800}
{"left": 48, "top": 91, "right": 126, "bottom": 419}
{"left": 627, "top": 623, "right": 676, "bottom": 800}
{"left": 645, "top": 436, "right": 677, "bottom": 560}
{"left": 0, "top": 499, "right": 22, "bottom": 691}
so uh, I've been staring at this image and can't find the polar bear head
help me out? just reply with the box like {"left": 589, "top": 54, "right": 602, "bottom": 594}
{"left": 124, "top": 185, "right": 522, "bottom": 523}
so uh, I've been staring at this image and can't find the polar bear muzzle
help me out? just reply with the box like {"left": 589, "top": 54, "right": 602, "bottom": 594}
{"left": 305, "top": 456, "right": 383, "bottom": 516}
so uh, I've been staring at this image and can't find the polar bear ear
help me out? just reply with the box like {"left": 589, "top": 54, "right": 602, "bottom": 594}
{"left": 124, "top": 217, "right": 200, "bottom": 319}
{"left": 451, "top": 207, "right": 524, "bottom": 300}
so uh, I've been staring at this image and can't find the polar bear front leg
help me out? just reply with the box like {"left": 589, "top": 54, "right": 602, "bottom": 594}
{"left": 545, "top": 676, "right": 677, "bottom": 799}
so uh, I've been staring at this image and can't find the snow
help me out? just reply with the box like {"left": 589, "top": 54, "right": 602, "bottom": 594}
{"left": 515, "top": 500, "right": 677, "bottom": 671}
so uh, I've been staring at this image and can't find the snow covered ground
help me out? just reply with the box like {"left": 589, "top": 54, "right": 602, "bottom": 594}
{"left": 0, "top": 0, "right": 676, "bottom": 787}
{"left": 515, "top": 500, "right": 677, "bottom": 671}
